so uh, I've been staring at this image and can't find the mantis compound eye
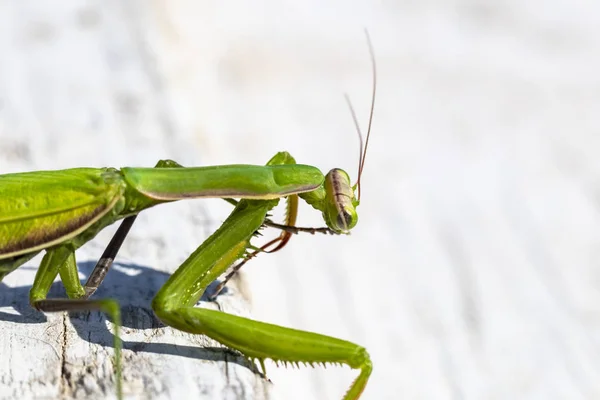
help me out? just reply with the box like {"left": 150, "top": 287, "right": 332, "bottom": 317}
{"left": 334, "top": 207, "right": 358, "bottom": 233}
{"left": 324, "top": 168, "right": 359, "bottom": 233}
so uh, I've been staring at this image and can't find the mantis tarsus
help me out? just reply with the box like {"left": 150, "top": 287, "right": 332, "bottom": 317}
{"left": 0, "top": 33, "right": 376, "bottom": 399}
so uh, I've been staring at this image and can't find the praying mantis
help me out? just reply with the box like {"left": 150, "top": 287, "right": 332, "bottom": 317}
{"left": 0, "top": 34, "right": 376, "bottom": 400}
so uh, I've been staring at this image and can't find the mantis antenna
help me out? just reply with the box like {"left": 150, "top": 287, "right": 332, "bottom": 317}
{"left": 346, "top": 29, "right": 377, "bottom": 202}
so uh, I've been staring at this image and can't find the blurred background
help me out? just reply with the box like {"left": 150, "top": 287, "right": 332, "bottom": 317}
{"left": 1, "top": 0, "right": 600, "bottom": 399}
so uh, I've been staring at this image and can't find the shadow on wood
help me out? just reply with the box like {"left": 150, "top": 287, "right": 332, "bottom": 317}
{"left": 0, "top": 260, "right": 269, "bottom": 399}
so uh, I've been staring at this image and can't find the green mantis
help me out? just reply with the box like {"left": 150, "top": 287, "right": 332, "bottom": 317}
{"left": 0, "top": 35, "right": 376, "bottom": 400}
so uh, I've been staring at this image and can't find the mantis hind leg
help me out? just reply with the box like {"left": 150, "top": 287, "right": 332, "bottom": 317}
{"left": 28, "top": 245, "right": 123, "bottom": 398}
{"left": 152, "top": 198, "right": 372, "bottom": 400}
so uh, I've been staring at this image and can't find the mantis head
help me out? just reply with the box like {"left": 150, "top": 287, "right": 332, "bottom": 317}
{"left": 321, "top": 30, "right": 376, "bottom": 235}
{"left": 322, "top": 168, "right": 360, "bottom": 233}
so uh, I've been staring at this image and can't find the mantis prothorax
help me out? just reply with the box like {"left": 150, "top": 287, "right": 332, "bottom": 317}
{"left": 0, "top": 32, "right": 376, "bottom": 399}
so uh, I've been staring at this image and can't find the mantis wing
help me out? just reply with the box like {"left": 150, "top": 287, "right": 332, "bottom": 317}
{"left": 0, "top": 168, "right": 125, "bottom": 259}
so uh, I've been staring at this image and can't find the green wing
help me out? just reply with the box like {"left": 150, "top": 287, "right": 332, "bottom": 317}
{"left": 0, "top": 168, "right": 125, "bottom": 259}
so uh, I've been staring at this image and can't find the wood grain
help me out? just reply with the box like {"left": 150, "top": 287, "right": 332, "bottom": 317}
{"left": 1, "top": 1, "right": 600, "bottom": 399}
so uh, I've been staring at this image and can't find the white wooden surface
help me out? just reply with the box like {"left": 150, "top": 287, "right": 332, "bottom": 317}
{"left": 2, "top": 1, "right": 600, "bottom": 399}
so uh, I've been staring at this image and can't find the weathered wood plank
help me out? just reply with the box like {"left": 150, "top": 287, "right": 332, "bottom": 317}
{"left": 3, "top": 1, "right": 600, "bottom": 400}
